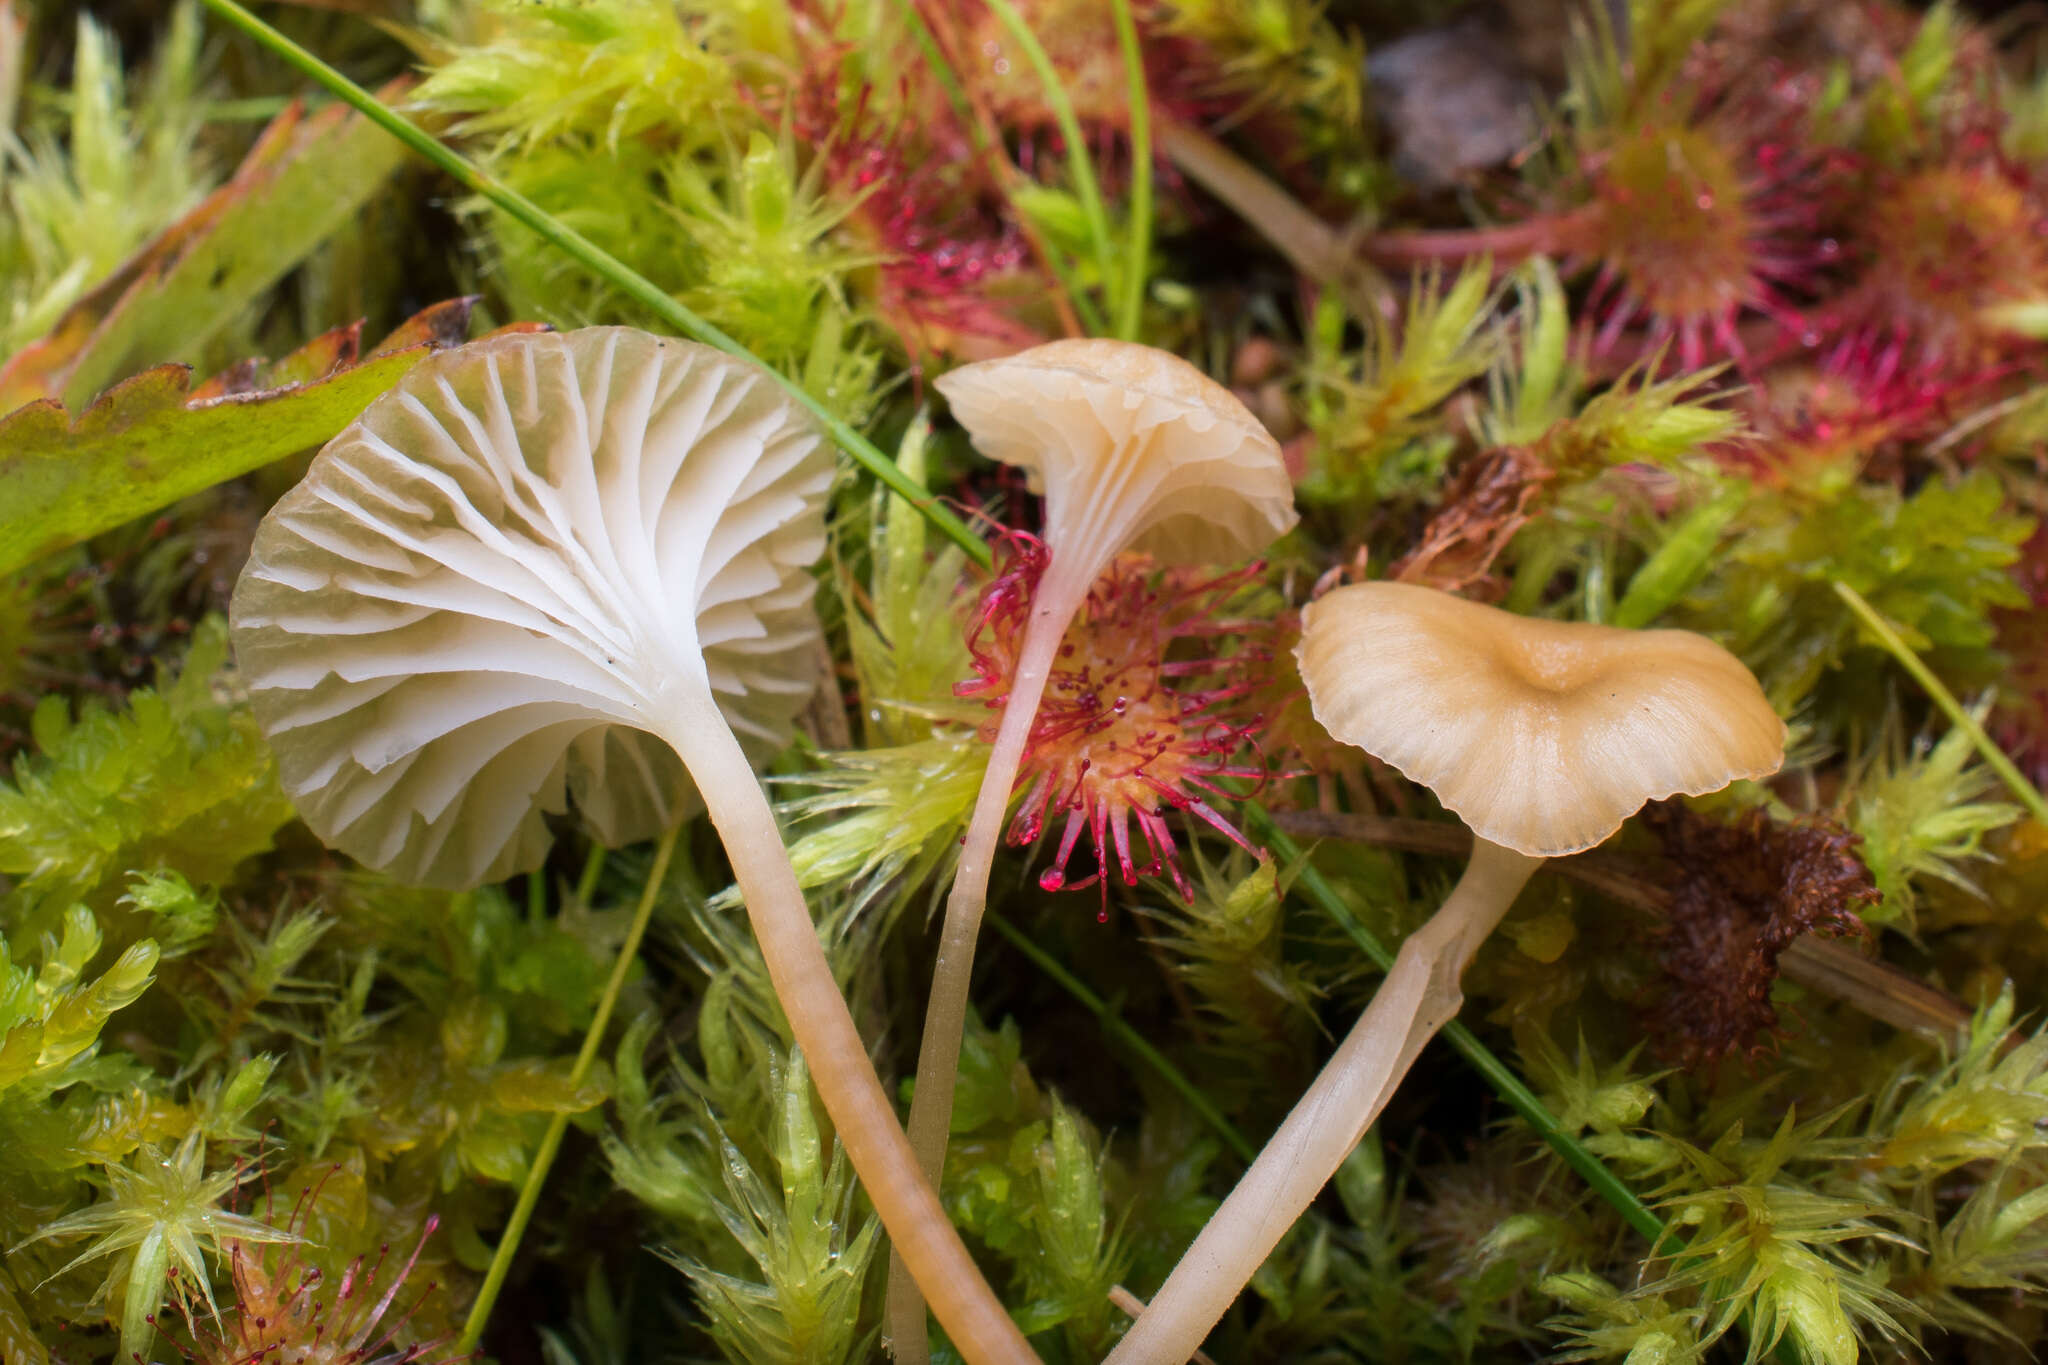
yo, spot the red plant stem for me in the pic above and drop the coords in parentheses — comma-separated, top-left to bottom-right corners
(1361, 206, 1601, 270)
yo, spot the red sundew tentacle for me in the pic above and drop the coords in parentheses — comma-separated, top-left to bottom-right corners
(1038, 809, 1091, 891)
(1108, 804, 1137, 883)
(1008, 773, 1054, 846)
(961, 543, 1281, 904)
(354, 1221, 442, 1358)
(1187, 799, 1261, 856)
(1139, 809, 1192, 899)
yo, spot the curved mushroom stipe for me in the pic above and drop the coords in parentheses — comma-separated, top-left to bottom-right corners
(888, 340, 1297, 1362)
(1108, 581, 1786, 1364)
(232, 328, 1040, 1365)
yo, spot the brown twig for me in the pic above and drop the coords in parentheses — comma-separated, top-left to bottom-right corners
(1268, 807, 1974, 1041)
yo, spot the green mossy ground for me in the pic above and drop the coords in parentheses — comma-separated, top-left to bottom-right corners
(4, 2, 2048, 1361)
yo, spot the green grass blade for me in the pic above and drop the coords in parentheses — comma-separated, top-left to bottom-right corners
(1834, 579, 2048, 823)
(893, 0, 1102, 335)
(1108, 0, 1152, 341)
(461, 821, 682, 1353)
(197, 0, 992, 572)
(1249, 804, 1667, 1243)
(986, 908, 1257, 1163)
(980, 0, 1119, 313)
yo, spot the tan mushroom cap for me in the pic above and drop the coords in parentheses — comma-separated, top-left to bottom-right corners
(935, 338, 1297, 566)
(1296, 582, 1787, 857)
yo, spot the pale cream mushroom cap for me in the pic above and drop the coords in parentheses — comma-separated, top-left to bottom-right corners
(1296, 582, 1787, 857)
(934, 338, 1297, 566)
(230, 327, 831, 888)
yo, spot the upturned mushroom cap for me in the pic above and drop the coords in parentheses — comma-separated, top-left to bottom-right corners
(230, 327, 831, 888)
(935, 338, 1297, 566)
(1296, 582, 1786, 857)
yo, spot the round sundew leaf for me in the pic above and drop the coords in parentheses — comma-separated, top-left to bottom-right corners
(935, 338, 1297, 568)
(231, 327, 832, 888)
(1296, 581, 1787, 858)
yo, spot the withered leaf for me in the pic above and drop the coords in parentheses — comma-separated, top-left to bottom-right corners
(1390, 444, 1552, 599)
(1642, 801, 1877, 1070)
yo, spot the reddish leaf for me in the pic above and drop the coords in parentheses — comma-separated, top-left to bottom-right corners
(0, 81, 413, 413)
(0, 301, 480, 576)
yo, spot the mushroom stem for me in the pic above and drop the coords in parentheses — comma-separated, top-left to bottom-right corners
(659, 682, 1040, 1365)
(888, 558, 1096, 1360)
(1105, 838, 1541, 1365)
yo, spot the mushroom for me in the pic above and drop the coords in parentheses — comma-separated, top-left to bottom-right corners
(1108, 580, 1786, 1364)
(887, 339, 1296, 1356)
(229, 327, 1039, 1365)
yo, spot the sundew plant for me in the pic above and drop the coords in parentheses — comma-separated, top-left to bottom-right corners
(3, 1, 2048, 1362)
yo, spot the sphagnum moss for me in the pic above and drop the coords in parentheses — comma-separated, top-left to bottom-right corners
(4, 1, 2048, 1361)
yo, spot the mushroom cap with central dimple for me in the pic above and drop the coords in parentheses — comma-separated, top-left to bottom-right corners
(1295, 581, 1787, 857)
(935, 338, 1297, 566)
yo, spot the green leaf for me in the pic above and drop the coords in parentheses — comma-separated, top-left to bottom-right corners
(1614, 482, 1751, 629)
(0, 300, 478, 576)
(0, 1266, 48, 1365)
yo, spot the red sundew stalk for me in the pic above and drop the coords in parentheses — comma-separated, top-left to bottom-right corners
(1361, 207, 1601, 271)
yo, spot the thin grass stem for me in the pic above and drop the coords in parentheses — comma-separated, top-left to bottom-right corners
(460, 821, 683, 1353)
(1249, 805, 1666, 1243)
(1108, 0, 1152, 341)
(1253, 805, 1802, 1365)
(980, 0, 1119, 312)
(895, 0, 1093, 337)
(196, 0, 992, 571)
(1833, 580, 2048, 824)
(985, 909, 1257, 1163)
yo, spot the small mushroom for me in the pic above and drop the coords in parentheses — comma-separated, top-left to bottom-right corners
(1109, 581, 1785, 1364)
(890, 339, 1296, 1358)
(231, 327, 1039, 1365)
